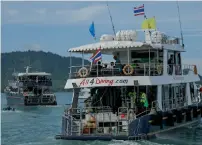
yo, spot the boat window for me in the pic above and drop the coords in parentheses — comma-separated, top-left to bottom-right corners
(158, 50, 163, 63)
(148, 86, 157, 107)
(190, 82, 194, 99)
(167, 52, 175, 75)
(176, 53, 181, 65)
(180, 83, 186, 103)
(131, 51, 156, 63)
(10, 88, 18, 92)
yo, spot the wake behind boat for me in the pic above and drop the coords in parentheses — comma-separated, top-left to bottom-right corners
(4, 66, 57, 106)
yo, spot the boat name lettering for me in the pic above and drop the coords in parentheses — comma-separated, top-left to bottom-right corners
(79, 78, 113, 86)
(79, 79, 90, 86)
(80, 78, 128, 86)
(94, 78, 114, 86)
(115, 79, 128, 84)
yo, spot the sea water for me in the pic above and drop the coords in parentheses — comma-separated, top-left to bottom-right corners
(1, 92, 202, 145)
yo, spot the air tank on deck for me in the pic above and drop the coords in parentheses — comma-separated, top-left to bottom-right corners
(115, 30, 137, 41)
(100, 34, 115, 41)
(151, 31, 167, 44)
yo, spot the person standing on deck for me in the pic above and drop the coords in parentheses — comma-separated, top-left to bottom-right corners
(113, 55, 122, 73)
(131, 60, 139, 74)
(140, 92, 149, 108)
(168, 55, 174, 75)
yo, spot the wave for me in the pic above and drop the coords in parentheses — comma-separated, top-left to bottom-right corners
(1, 110, 22, 113)
(38, 105, 64, 108)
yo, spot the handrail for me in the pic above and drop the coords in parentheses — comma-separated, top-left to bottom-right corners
(136, 109, 150, 118)
(68, 63, 196, 79)
(69, 62, 164, 78)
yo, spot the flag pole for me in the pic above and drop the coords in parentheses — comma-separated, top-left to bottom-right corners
(176, 0, 184, 48)
(106, 1, 116, 36)
(143, 4, 151, 76)
(143, 4, 147, 20)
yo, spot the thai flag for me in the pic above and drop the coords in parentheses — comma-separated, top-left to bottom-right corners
(90, 47, 102, 63)
(134, 4, 145, 16)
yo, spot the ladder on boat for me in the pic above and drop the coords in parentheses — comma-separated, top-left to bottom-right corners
(117, 107, 129, 136)
(70, 108, 81, 135)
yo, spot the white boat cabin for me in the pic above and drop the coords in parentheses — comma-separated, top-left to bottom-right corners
(65, 30, 200, 114)
(7, 66, 53, 94)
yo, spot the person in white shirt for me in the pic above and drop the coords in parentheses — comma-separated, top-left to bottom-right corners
(107, 62, 115, 69)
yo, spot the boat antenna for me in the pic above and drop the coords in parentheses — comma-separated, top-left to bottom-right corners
(106, 1, 116, 36)
(25, 66, 31, 73)
(176, 0, 184, 48)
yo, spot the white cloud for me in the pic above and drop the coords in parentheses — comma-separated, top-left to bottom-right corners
(2, 4, 107, 24)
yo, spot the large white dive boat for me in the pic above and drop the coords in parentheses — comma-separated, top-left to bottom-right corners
(56, 28, 202, 140)
(4, 66, 57, 106)
(55, 29, 202, 141)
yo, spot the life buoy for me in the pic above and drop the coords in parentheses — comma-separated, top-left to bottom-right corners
(156, 65, 163, 75)
(123, 64, 134, 75)
(78, 67, 89, 78)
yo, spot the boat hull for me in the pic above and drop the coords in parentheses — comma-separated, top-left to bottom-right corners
(5, 93, 57, 106)
(56, 105, 202, 141)
(55, 117, 201, 141)
(6, 93, 24, 106)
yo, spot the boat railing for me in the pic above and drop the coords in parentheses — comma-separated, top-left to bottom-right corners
(69, 63, 164, 79)
(21, 80, 52, 86)
(68, 63, 197, 79)
(136, 109, 151, 118)
(8, 79, 53, 86)
(63, 106, 136, 136)
(162, 97, 187, 111)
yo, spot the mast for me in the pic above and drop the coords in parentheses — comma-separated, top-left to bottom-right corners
(176, 0, 184, 48)
(106, 1, 116, 36)
(25, 66, 31, 73)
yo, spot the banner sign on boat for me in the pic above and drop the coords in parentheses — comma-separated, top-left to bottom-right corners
(64, 75, 199, 89)
(79, 77, 129, 87)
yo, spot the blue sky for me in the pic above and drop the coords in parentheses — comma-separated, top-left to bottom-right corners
(1, 1, 202, 73)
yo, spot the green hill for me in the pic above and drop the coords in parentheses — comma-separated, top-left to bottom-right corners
(1, 50, 89, 92)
